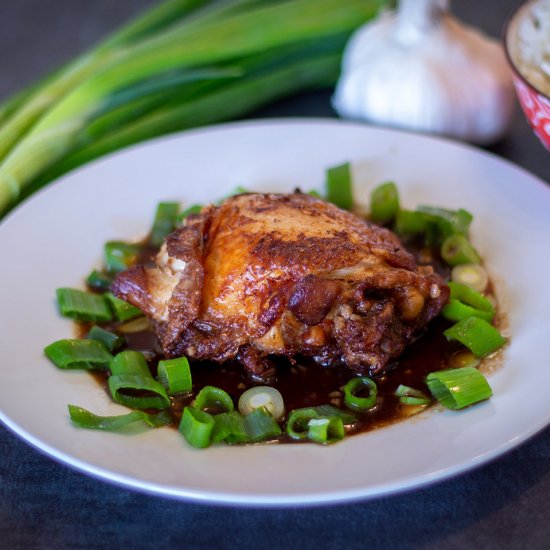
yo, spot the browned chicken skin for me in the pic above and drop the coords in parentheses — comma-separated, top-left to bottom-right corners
(112, 193, 449, 377)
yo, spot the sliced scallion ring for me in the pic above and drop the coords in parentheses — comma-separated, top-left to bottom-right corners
(238, 386, 285, 420)
(179, 407, 215, 449)
(451, 264, 489, 292)
(194, 386, 234, 414)
(68, 405, 171, 430)
(444, 317, 506, 358)
(307, 416, 345, 444)
(325, 162, 353, 210)
(343, 376, 377, 411)
(394, 384, 431, 406)
(157, 357, 192, 395)
(44, 338, 112, 370)
(426, 367, 492, 410)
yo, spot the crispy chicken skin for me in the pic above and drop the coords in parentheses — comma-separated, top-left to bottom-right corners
(112, 193, 449, 377)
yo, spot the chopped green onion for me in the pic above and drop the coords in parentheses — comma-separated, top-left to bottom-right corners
(369, 181, 399, 224)
(286, 408, 320, 441)
(307, 416, 344, 444)
(87, 325, 125, 352)
(238, 386, 285, 420)
(85, 269, 113, 292)
(326, 162, 353, 210)
(194, 385, 234, 414)
(441, 282, 495, 323)
(104, 241, 141, 274)
(286, 406, 348, 444)
(177, 204, 203, 223)
(308, 190, 322, 198)
(451, 264, 488, 293)
(417, 206, 473, 238)
(343, 376, 377, 411)
(0, 0, 388, 217)
(157, 357, 192, 395)
(104, 292, 143, 321)
(441, 234, 481, 266)
(179, 406, 215, 449)
(56, 287, 112, 322)
(212, 411, 247, 443)
(150, 201, 180, 247)
(426, 367, 492, 409)
(241, 406, 282, 442)
(312, 404, 356, 425)
(44, 338, 112, 370)
(108, 374, 170, 410)
(108, 352, 170, 408)
(394, 209, 428, 236)
(394, 384, 431, 406)
(68, 404, 171, 430)
(444, 317, 506, 358)
(110, 349, 151, 377)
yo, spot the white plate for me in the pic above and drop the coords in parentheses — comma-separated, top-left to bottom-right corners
(1, 119, 549, 506)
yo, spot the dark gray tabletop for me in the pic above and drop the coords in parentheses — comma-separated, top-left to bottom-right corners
(1, 1, 549, 548)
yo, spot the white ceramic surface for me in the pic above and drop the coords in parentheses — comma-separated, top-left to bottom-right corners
(1, 119, 549, 506)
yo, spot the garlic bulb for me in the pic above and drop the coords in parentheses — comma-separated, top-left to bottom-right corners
(332, 0, 515, 144)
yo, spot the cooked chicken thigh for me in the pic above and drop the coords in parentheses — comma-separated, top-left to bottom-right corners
(112, 193, 449, 377)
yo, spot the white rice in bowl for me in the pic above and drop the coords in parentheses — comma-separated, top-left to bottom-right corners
(508, 0, 550, 96)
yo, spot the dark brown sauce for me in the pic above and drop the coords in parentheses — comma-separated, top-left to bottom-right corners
(86, 316, 460, 441)
(79, 212, 511, 446)
(81, 231, 471, 443)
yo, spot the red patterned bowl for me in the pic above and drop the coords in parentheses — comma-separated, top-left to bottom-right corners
(504, 0, 550, 151)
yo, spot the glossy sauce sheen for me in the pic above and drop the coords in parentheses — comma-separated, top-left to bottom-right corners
(85, 232, 465, 442)
(89, 317, 459, 439)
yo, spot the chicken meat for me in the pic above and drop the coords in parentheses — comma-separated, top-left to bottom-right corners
(112, 192, 449, 377)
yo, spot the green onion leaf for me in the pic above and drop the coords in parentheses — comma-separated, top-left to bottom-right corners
(85, 269, 113, 292)
(177, 204, 203, 223)
(242, 406, 282, 442)
(110, 350, 151, 377)
(370, 181, 399, 224)
(157, 357, 192, 395)
(441, 234, 481, 266)
(307, 416, 344, 444)
(87, 325, 125, 352)
(326, 162, 353, 210)
(56, 287, 112, 322)
(417, 206, 473, 238)
(395, 384, 431, 406)
(343, 376, 378, 411)
(179, 406, 215, 449)
(104, 241, 141, 274)
(394, 209, 428, 236)
(194, 385, 234, 414)
(286, 408, 319, 441)
(150, 201, 180, 247)
(104, 292, 143, 321)
(68, 404, 171, 430)
(444, 317, 506, 358)
(426, 367, 492, 409)
(44, 338, 112, 370)
(211, 411, 248, 443)
(108, 374, 170, 410)
(441, 282, 495, 323)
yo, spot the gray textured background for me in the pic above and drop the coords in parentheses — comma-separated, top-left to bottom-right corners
(0, 1, 549, 549)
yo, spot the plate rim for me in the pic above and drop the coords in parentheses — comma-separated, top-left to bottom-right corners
(1, 117, 549, 506)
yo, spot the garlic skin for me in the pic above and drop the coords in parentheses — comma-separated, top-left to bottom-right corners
(332, 0, 515, 144)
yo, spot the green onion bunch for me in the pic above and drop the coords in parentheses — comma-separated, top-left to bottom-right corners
(0, 0, 389, 218)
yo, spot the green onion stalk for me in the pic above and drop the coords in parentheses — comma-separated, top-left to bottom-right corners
(0, 0, 388, 216)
